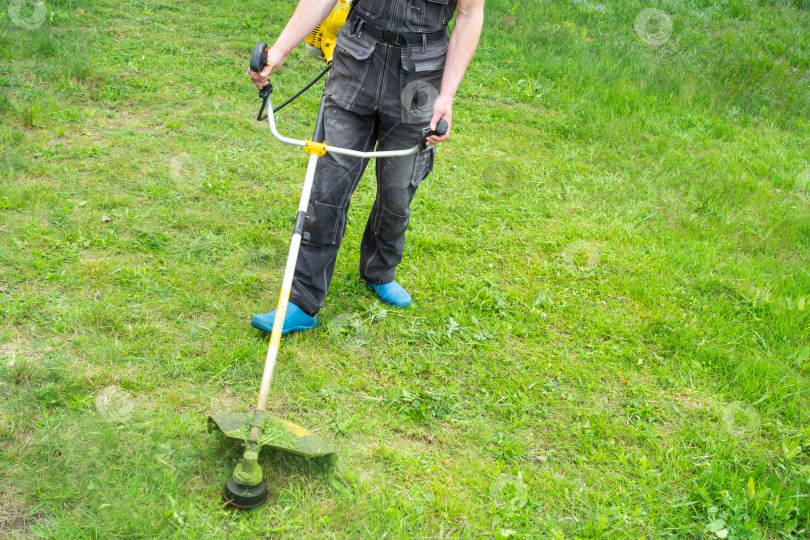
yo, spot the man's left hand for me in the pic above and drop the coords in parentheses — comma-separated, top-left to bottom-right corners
(427, 94, 453, 146)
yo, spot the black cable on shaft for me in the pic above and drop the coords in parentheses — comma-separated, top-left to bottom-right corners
(258, 65, 331, 121)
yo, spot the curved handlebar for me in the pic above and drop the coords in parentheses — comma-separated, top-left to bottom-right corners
(264, 93, 425, 158)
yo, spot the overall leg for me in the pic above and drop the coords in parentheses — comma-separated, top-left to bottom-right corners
(359, 46, 441, 285)
(289, 102, 378, 315)
(358, 143, 435, 284)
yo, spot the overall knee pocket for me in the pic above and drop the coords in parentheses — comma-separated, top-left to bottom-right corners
(303, 160, 353, 245)
(373, 147, 435, 238)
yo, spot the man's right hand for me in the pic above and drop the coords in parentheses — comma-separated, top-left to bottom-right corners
(249, 45, 286, 89)
(249, 0, 338, 88)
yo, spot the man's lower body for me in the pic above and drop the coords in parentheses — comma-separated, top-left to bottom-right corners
(290, 107, 435, 315)
(252, 29, 446, 333)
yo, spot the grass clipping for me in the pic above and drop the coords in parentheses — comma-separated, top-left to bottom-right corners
(224, 417, 298, 449)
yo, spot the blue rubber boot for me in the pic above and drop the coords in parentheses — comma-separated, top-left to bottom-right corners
(365, 280, 412, 308)
(251, 302, 316, 335)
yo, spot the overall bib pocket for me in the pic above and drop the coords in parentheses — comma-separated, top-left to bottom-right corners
(407, 0, 452, 32)
(356, 0, 386, 19)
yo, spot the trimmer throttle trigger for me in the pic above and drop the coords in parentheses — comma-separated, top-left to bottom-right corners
(418, 119, 449, 150)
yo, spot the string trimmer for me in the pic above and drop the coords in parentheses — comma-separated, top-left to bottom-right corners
(208, 1, 447, 510)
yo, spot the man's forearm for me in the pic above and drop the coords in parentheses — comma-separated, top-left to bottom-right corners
(274, 0, 339, 56)
(440, 0, 485, 99)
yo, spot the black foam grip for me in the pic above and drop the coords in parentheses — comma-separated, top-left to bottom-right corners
(435, 119, 449, 136)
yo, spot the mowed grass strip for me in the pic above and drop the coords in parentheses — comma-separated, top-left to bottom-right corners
(1, 0, 809, 537)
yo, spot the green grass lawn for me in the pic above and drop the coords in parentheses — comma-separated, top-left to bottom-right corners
(1, 0, 809, 537)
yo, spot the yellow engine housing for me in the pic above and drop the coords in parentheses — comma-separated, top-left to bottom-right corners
(304, 0, 351, 64)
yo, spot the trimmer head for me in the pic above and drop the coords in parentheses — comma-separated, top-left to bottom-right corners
(210, 412, 336, 510)
(223, 476, 268, 510)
